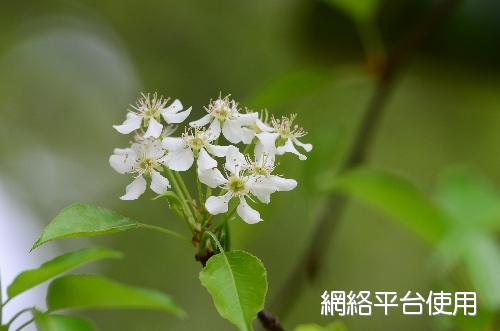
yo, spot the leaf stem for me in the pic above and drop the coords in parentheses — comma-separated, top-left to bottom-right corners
(205, 231, 224, 253)
(0, 298, 11, 311)
(138, 223, 190, 242)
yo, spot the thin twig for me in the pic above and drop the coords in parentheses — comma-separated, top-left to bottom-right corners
(270, 0, 462, 319)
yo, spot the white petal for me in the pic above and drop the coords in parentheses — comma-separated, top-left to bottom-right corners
(162, 137, 187, 151)
(248, 177, 277, 204)
(236, 112, 258, 126)
(163, 148, 194, 171)
(225, 145, 248, 175)
(109, 149, 136, 174)
(207, 118, 221, 140)
(207, 144, 229, 158)
(164, 99, 183, 113)
(113, 112, 142, 134)
(146, 139, 166, 159)
(255, 118, 274, 132)
(256, 132, 279, 154)
(271, 176, 297, 191)
(294, 138, 313, 152)
(205, 193, 232, 215)
(150, 170, 170, 194)
(143, 118, 163, 138)
(277, 138, 307, 160)
(162, 106, 191, 124)
(120, 175, 147, 200)
(197, 148, 217, 170)
(237, 197, 262, 224)
(240, 127, 256, 144)
(255, 150, 275, 168)
(189, 114, 211, 128)
(222, 120, 255, 144)
(198, 168, 228, 188)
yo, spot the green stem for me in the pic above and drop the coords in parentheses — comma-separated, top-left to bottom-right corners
(205, 231, 224, 253)
(138, 223, 190, 242)
(242, 142, 252, 154)
(0, 298, 11, 311)
(175, 172, 194, 208)
(165, 169, 195, 229)
(223, 221, 231, 251)
(175, 171, 203, 223)
(216, 204, 238, 231)
(196, 169, 204, 206)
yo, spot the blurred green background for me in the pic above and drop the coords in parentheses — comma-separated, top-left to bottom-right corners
(1, 0, 499, 330)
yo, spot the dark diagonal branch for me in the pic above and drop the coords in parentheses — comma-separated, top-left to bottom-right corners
(270, 0, 462, 319)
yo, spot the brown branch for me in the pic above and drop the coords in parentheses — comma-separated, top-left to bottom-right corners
(270, 0, 462, 319)
(197, 251, 286, 331)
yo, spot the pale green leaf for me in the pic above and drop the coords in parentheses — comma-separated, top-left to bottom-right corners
(295, 321, 347, 331)
(47, 275, 185, 317)
(33, 204, 138, 250)
(463, 234, 500, 309)
(334, 168, 449, 243)
(7, 247, 121, 299)
(199, 250, 267, 331)
(34, 310, 94, 331)
(246, 68, 331, 109)
(436, 169, 500, 230)
(324, 0, 380, 22)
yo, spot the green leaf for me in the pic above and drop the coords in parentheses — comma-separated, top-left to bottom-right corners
(199, 250, 267, 331)
(324, 0, 380, 22)
(34, 310, 94, 331)
(7, 247, 122, 299)
(295, 322, 347, 331)
(246, 68, 331, 109)
(463, 234, 500, 309)
(33, 204, 138, 250)
(46, 275, 185, 317)
(334, 168, 449, 243)
(436, 169, 500, 231)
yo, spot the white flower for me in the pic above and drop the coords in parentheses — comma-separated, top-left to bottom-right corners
(189, 95, 258, 144)
(255, 114, 312, 160)
(161, 129, 229, 172)
(202, 146, 295, 224)
(109, 139, 170, 200)
(113, 93, 191, 139)
(223, 147, 297, 202)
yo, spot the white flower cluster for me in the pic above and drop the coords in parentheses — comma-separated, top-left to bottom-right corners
(110, 93, 312, 224)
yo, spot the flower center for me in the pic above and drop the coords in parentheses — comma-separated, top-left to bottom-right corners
(144, 107, 161, 118)
(138, 157, 157, 174)
(227, 176, 247, 195)
(252, 165, 269, 177)
(272, 114, 307, 146)
(187, 137, 206, 151)
(212, 106, 231, 121)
